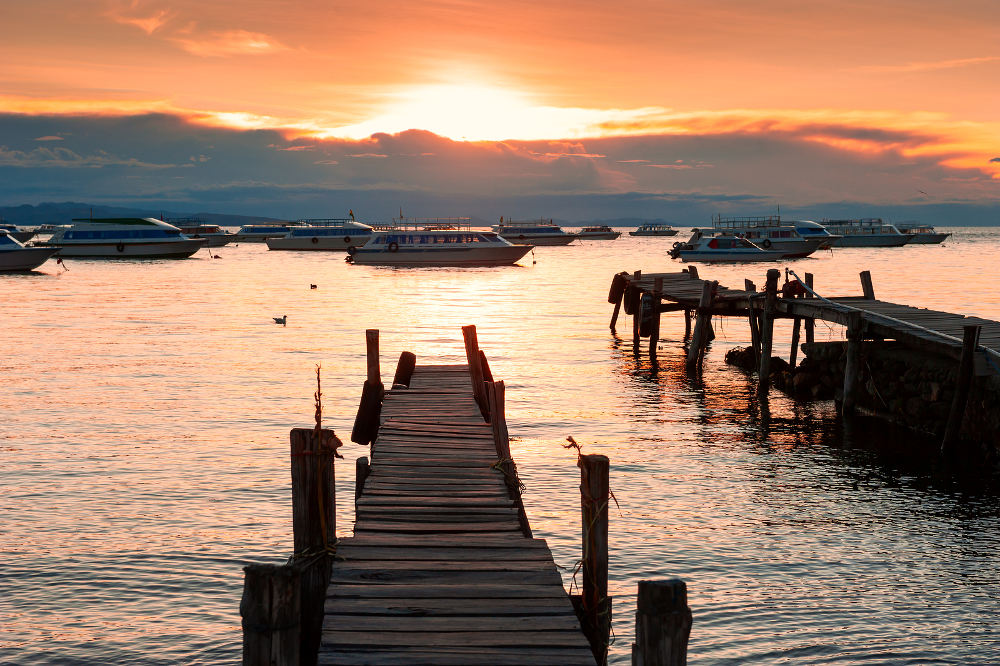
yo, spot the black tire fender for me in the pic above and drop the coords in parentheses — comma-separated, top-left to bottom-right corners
(388, 242, 399, 252)
(116, 242, 125, 252)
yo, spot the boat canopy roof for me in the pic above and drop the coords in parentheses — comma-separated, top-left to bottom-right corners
(69, 217, 181, 230)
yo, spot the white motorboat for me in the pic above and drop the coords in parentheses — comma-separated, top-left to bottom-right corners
(37, 217, 207, 258)
(492, 218, 576, 245)
(347, 229, 533, 266)
(576, 225, 621, 240)
(628, 223, 678, 237)
(895, 222, 950, 244)
(669, 229, 788, 262)
(266, 219, 374, 251)
(234, 221, 312, 242)
(711, 215, 839, 257)
(819, 218, 912, 247)
(169, 219, 236, 247)
(0, 222, 37, 243)
(0, 229, 60, 271)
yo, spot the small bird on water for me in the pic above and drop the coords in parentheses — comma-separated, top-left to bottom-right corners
(310, 284, 317, 289)
(273, 315, 287, 326)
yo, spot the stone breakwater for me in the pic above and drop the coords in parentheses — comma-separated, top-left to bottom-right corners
(726, 341, 1000, 459)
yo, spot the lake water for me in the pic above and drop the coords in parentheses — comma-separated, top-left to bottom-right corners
(3, 228, 999, 664)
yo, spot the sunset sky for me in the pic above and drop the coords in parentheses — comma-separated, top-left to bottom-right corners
(1, 0, 998, 221)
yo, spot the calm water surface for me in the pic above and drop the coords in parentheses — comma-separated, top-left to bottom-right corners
(3, 228, 999, 664)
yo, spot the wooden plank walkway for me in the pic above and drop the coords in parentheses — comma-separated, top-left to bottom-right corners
(318, 364, 595, 665)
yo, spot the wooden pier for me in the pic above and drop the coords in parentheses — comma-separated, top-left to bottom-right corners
(240, 326, 694, 666)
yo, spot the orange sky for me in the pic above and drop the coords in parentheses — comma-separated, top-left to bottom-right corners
(1, 0, 999, 211)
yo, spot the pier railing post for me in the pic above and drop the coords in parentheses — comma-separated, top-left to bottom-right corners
(942, 324, 981, 452)
(391, 351, 416, 388)
(578, 454, 611, 666)
(631, 579, 692, 666)
(686, 280, 717, 372)
(756, 269, 780, 397)
(486, 380, 532, 538)
(241, 563, 300, 666)
(842, 312, 864, 415)
(352, 331, 384, 446)
(290, 427, 337, 666)
(462, 324, 489, 420)
(744, 279, 760, 364)
(649, 277, 663, 362)
(859, 270, 875, 300)
(804, 273, 815, 344)
(366, 329, 380, 384)
(631, 271, 643, 349)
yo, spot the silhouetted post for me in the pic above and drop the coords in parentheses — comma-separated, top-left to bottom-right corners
(942, 325, 981, 452)
(842, 312, 864, 415)
(579, 454, 611, 666)
(366, 329, 380, 384)
(479, 349, 493, 383)
(686, 265, 698, 279)
(789, 315, 802, 368)
(683, 309, 692, 339)
(804, 273, 815, 344)
(487, 380, 532, 538)
(756, 269, 780, 397)
(609, 272, 629, 332)
(745, 279, 760, 364)
(241, 563, 300, 666)
(352, 330, 383, 445)
(632, 579, 692, 666)
(860, 270, 875, 300)
(649, 277, 663, 362)
(462, 324, 489, 420)
(290, 427, 337, 666)
(355, 456, 370, 506)
(391, 351, 416, 387)
(632, 271, 643, 348)
(686, 280, 716, 371)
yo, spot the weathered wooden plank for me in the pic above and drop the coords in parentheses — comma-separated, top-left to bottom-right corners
(330, 560, 559, 573)
(323, 614, 581, 632)
(328, 568, 562, 586)
(325, 596, 575, 615)
(317, 646, 596, 666)
(322, 630, 591, 649)
(336, 546, 552, 561)
(354, 521, 523, 533)
(327, 583, 568, 599)
(336, 535, 548, 548)
(358, 496, 514, 507)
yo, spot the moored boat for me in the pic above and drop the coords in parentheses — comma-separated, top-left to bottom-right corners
(37, 217, 207, 258)
(628, 223, 678, 236)
(668, 229, 789, 262)
(819, 218, 912, 247)
(492, 218, 576, 245)
(711, 215, 839, 257)
(347, 229, 532, 266)
(168, 219, 236, 247)
(266, 218, 374, 251)
(576, 225, 621, 240)
(0, 229, 60, 271)
(234, 221, 312, 242)
(895, 222, 950, 244)
(0, 222, 37, 243)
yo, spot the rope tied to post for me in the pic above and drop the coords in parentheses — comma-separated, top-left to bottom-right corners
(490, 457, 526, 493)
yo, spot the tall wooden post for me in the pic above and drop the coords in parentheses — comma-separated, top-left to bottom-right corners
(789, 316, 802, 368)
(842, 312, 864, 415)
(578, 454, 611, 666)
(683, 309, 692, 340)
(744, 279, 760, 364)
(366, 329, 380, 384)
(860, 270, 875, 300)
(686, 280, 716, 372)
(631, 271, 642, 349)
(804, 273, 815, 344)
(391, 351, 416, 387)
(290, 427, 337, 666)
(609, 272, 629, 332)
(487, 380, 532, 538)
(942, 325, 981, 452)
(756, 269, 780, 397)
(241, 564, 300, 666)
(632, 579, 692, 666)
(462, 324, 489, 420)
(649, 277, 663, 362)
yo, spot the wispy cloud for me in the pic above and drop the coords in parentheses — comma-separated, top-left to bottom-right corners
(108, 3, 171, 35)
(855, 56, 1000, 74)
(34, 135, 64, 141)
(0, 144, 179, 169)
(172, 30, 287, 57)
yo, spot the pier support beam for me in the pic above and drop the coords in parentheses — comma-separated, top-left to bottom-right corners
(804, 273, 815, 344)
(578, 454, 611, 666)
(756, 269, 781, 397)
(686, 280, 717, 372)
(631, 579, 692, 666)
(355, 456, 370, 506)
(352, 330, 384, 446)
(241, 564, 300, 666)
(631, 271, 643, 349)
(942, 325, 981, 452)
(609, 272, 629, 332)
(745, 279, 760, 365)
(842, 312, 864, 415)
(649, 277, 663, 362)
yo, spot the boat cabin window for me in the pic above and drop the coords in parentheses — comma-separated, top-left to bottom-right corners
(0, 233, 16, 246)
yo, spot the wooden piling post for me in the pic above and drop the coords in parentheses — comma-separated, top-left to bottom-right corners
(290, 427, 337, 666)
(631, 271, 642, 348)
(860, 270, 875, 300)
(391, 351, 416, 387)
(804, 273, 815, 344)
(487, 380, 532, 538)
(241, 563, 301, 666)
(649, 277, 663, 362)
(609, 272, 629, 332)
(942, 325, 981, 452)
(789, 316, 802, 368)
(355, 456, 370, 504)
(686, 265, 698, 279)
(745, 279, 760, 364)
(842, 312, 864, 415)
(366, 329, 380, 384)
(479, 349, 494, 383)
(683, 309, 691, 340)
(578, 454, 611, 666)
(631, 579, 692, 666)
(462, 324, 489, 420)
(756, 269, 781, 397)
(686, 280, 716, 371)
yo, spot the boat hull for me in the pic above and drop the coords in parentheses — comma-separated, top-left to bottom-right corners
(266, 235, 372, 251)
(576, 232, 621, 240)
(0, 247, 60, 271)
(186, 233, 234, 247)
(629, 229, 678, 236)
(903, 233, 950, 244)
(350, 245, 533, 266)
(678, 249, 787, 262)
(496, 234, 575, 246)
(39, 239, 207, 258)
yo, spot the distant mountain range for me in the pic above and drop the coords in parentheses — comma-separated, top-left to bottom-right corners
(0, 202, 287, 227)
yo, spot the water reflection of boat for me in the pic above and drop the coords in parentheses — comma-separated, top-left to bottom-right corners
(0, 229, 60, 271)
(348, 229, 532, 266)
(38, 218, 206, 258)
(669, 229, 788, 262)
(576, 225, 621, 240)
(628, 223, 678, 237)
(895, 222, 950, 244)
